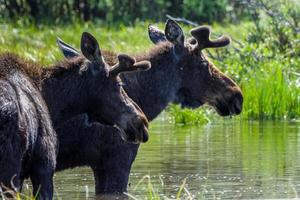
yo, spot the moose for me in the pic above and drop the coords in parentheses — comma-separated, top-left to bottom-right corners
(0, 53, 57, 200)
(0, 32, 150, 199)
(56, 20, 243, 195)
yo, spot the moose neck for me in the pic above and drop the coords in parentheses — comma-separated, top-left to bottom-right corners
(120, 43, 181, 121)
(40, 60, 89, 126)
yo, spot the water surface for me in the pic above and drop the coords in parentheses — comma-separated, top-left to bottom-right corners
(51, 119, 300, 199)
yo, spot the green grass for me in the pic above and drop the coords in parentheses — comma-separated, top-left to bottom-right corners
(167, 105, 211, 125)
(126, 175, 194, 200)
(0, 20, 299, 123)
(241, 61, 300, 120)
(0, 20, 157, 65)
(216, 33, 300, 120)
(0, 188, 36, 200)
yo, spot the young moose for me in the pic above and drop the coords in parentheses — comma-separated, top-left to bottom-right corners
(0, 32, 150, 199)
(58, 20, 243, 195)
(48, 32, 150, 144)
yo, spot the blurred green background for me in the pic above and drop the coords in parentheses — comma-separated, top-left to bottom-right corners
(1, 0, 250, 24)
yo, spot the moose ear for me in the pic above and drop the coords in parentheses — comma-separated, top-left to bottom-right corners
(57, 37, 80, 58)
(164, 19, 184, 47)
(81, 32, 102, 61)
(148, 24, 167, 44)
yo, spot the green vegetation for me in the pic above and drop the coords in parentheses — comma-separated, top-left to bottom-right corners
(1, 0, 246, 24)
(0, 188, 36, 200)
(0, 0, 299, 124)
(216, 0, 300, 120)
(168, 105, 210, 125)
(169, 0, 300, 123)
(0, 21, 154, 65)
(0, 1, 299, 199)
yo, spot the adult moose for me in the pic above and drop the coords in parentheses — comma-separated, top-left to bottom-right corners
(0, 54, 56, 200)
(57, 20, 243, 195)
(0, 32, 150, 199)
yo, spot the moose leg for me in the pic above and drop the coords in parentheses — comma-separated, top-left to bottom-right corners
(30, 135, 56, 200)
(0, 121, 22, 196)
(93, 143, 139, 195)
(30, 161, 54, 200)
(0, 154, 22, 195)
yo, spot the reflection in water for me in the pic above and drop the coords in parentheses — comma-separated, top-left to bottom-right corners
(52, 119, 300, 199)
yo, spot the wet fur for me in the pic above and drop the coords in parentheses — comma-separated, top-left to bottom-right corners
(0, 52, 128, 198)
(0, 53, 57, 199)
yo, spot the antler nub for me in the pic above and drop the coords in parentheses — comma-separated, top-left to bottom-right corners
(133, 61, 151, 71)
(109, 54, 151, 76)
(117, 54, 136, 68)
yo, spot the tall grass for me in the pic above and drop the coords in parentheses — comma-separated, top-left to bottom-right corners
(242, 61, 300, 120)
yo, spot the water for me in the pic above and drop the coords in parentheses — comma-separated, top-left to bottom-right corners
(49, 119, 300, 199)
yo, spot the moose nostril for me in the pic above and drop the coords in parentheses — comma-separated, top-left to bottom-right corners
(233, 92, 243, 114)
(129, 116, 149, 143)
(133, 116, 147, 126)
(141, 125, 149, 143)
(138, 117, 149, 143)
(234, 99, 242, 114)
(136, 115, 148, 128)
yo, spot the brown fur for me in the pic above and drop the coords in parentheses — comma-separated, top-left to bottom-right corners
(55, 22, 244, 195)
(0, 52, 57, 199)
(0, 53, 86, 87)
(0, 53, 43, 82)
(102, 43, 173, 66)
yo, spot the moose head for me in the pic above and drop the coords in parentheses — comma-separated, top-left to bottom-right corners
(57, 32, 150, 143)
(148, 20, 243, 116)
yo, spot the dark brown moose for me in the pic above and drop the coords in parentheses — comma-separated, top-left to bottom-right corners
(0, 32, 150, 199)
(0, 53, 56, 200)
(57, 20, 243, 195)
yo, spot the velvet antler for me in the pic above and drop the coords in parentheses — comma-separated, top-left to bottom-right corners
(190, 26, 230, 50)
(109, 54, 151, 77)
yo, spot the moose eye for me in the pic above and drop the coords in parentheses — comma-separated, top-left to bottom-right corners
(201, 61, 208, 67)
(197, 61, 208, 70)
(117, 82, 125, 87)
(197, 61, 212, 75)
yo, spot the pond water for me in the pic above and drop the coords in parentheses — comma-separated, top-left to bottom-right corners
(46, 119, 300, 199)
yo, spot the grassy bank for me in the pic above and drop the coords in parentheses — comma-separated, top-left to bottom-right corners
(0, 19, 299, 123)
